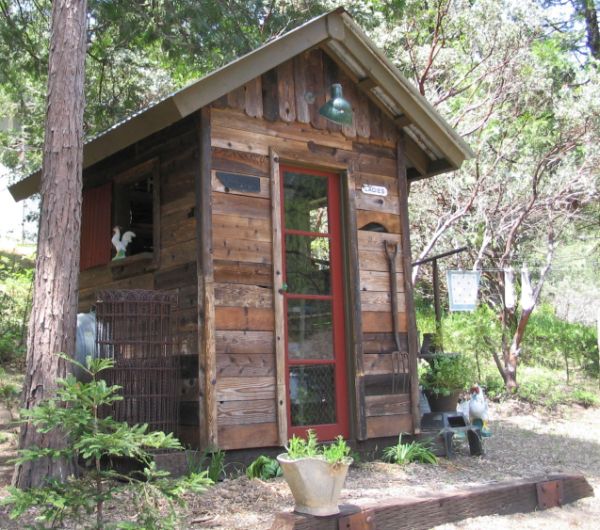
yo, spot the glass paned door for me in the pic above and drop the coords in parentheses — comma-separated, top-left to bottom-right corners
(281, 165, 349, 440)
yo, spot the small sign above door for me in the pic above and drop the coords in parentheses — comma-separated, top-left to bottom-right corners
(361, 184, 388, 197)
(216, 171, 261, 193)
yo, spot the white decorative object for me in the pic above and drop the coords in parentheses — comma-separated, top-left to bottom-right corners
(111, 226, 136, 260)
(361, 183, 388, 197)
(447, 270, 480, 311)
(504, 268, 516, 310)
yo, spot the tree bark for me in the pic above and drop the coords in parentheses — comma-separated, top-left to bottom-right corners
(13, 0, 87, 490)
(576, 0, 600, 59)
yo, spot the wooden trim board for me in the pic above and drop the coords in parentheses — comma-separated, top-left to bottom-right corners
(270, 473, 594, 530)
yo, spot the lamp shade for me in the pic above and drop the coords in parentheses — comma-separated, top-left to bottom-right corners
(318, 84, 353, 125)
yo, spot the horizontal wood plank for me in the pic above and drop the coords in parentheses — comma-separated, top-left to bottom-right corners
(212, 237, 273, 264)
(362, 311, 408, 333)
(212, 214, 272, 243)
(367, 413, 413, 438)
(362, 332, 408, 354)
(217, 353, 275, 377)
(216, 330, 274, 354)
(360, 270, 404, 293)
(211, 147, 269, 177)
(215, 306, 274, 331)
(365, 394, 411, 416)
(218, 422, 278, 450)
(215, 282, 273, 308)
(218, 399, 276, 426)
(213, 191, 271, 220)
(357, 211, 401, 234)
(217, 376, 276, 401)
(214, 260, 273, 287)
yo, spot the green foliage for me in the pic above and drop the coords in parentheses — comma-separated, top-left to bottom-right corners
(0, 253, 33, 363)
(419, 354, 476, 396)
(521, 304, 599, 376)
(284, 430, 351, 465)
(382, 434, 437, 465)
(0, 367, 21, 419)
(246, 455, 282, 480)
(206, 449, 226, 482)
(570, 389, 600, 408)
(1, 354, 212, 529)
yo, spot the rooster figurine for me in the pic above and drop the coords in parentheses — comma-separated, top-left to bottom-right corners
(111, 226, 136, 260)
(469, 384, 491, 437)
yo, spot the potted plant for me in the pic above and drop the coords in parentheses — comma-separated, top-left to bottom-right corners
(419, 353, 474, 412)
(277, 430, 353, 516)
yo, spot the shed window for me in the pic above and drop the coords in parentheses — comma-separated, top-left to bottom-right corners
(113, 159, 160, 264)
(80, 158, 160, 271)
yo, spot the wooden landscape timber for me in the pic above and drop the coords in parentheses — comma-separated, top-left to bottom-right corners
(270, 474, 595, 530)
(9, 10, 473, 453)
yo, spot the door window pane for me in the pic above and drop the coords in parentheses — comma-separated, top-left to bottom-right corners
(285, 235, 330, 295)
(284, 171, 328, 233)
(289, 365, 336, 426)
(287, 299, 333, 360)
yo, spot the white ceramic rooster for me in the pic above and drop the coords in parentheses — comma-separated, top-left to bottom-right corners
(111, 226, 136, 260)
(469, 384, 491, 437)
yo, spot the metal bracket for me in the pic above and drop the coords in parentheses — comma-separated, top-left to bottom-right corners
(537, 479, 563, 509)
(338, 509, 375, 530)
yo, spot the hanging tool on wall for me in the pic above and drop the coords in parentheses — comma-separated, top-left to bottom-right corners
(384, 240, 409, 394)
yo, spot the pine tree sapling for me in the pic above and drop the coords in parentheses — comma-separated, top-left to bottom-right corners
(2, 354, 212, 528)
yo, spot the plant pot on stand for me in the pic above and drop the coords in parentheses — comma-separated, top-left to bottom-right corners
(277, 454, 353, 516)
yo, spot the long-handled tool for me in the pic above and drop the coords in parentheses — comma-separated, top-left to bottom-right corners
(384, 240, 409, 394)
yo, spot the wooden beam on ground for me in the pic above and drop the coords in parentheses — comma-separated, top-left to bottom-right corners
(270, 473, 594, 530)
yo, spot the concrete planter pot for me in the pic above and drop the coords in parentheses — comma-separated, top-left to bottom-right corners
(277, 454, 353, 516)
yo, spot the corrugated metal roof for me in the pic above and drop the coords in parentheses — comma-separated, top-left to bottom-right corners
(9, 8, 472, 201)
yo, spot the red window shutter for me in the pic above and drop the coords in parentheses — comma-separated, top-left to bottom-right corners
(80, 182, 112, 271)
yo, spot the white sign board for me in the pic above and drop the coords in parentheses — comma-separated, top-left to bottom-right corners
(447, 270, 480, 312)
(361, 184, 388, 197)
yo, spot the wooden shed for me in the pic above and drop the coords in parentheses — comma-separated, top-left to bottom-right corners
(10, 8, 472, 452)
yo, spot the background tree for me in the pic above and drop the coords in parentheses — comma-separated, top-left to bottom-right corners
(13, 0, 87, 489)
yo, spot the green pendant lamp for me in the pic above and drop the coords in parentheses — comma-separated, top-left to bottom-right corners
(319, 83, 353, 125)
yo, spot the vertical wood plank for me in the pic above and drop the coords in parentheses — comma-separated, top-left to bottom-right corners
(227, 86, 246, 111)
(277, 61, 296, 123)
(293, 54, 310, 124)
(397, 134, 421, 433)
(195, 107, 218, 449)
(244, 77, 263, 119)
(323, 54, 342, 134)
(345, 162, 367, 440)
(152, 160, 161, 270)
(369, 99, 383, 140)
(305, 49, 327, 130)
(270, 148, 288, 446)
(354, 86, 371, 138)
(339, 69, 357, 139)
(262, 69, 279, 122)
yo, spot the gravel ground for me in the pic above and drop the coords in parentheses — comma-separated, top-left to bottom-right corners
(186, 400, 600, 529)
(0, 400, 598, 529)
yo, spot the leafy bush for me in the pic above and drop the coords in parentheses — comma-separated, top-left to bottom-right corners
(383, 434, 437, 465)
(570, 389, 600, 408)
(1, 354, 212, 529)
(246, 455, 282, 480)
(0, 253, 33, 364)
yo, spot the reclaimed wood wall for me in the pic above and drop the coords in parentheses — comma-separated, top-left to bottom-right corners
(78, 115, 202, 447)
(78, 46, 416, 451)
(211, 47, 413, 449)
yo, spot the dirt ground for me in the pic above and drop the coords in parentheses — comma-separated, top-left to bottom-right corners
(0, 400, 598, 529)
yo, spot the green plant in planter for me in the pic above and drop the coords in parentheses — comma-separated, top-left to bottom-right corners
(284, 430, 350, 464)
(419, 354, 475, 397)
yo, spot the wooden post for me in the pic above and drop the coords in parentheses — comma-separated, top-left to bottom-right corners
(397, 135, 421, 433)
(344, 162, 367, 440)
(270, 148, 288, 446)
(432, 258, 443, 350)
(195, 107, 217, 449)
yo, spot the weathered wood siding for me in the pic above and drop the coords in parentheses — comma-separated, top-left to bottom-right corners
(211, 48, 413, 449)
(78, 116, 201, 447)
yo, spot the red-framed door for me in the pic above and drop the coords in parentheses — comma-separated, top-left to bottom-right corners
(280, 164, 349, 440)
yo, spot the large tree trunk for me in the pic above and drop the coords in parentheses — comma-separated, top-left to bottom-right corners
(13, 0, 87, 490)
